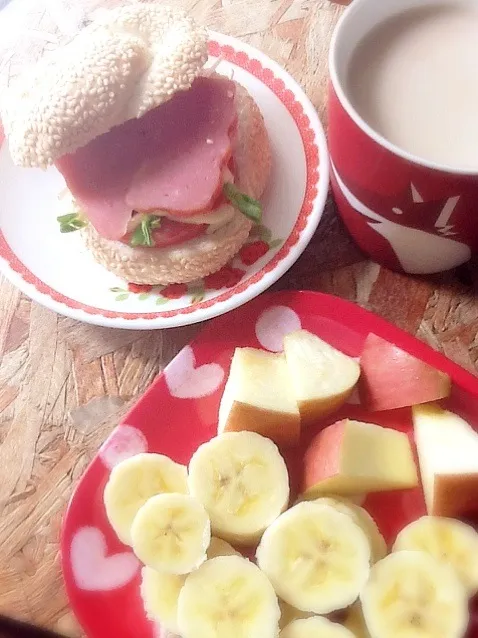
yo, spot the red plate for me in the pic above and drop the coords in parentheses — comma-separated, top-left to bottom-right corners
(61, 290, 478, 638)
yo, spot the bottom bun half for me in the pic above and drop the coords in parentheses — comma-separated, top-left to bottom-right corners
(83, 81, 271, 286)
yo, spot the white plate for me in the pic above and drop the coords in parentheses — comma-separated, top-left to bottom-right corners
(0, 32, 329, 329)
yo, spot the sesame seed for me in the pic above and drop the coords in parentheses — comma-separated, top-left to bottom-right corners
(4, 4, 208, 166)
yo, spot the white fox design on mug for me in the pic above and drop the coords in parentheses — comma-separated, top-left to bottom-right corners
(332, 163, 471, 275)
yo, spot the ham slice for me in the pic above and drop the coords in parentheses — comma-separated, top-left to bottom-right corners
(56, 76, 237, 240)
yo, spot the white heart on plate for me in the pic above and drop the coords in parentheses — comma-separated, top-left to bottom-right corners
(255, 305, 302, 352)
(70, 527, 139, 591)
(164, 345, 224, 399)
(99, 425, 148, 470)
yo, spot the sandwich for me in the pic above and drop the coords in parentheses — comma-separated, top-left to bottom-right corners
(1, 4, 271, 285)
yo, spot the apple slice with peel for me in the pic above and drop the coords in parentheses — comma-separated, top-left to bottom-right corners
(283, 330, 360, 425)
(218, 347, 301, 447)
(359, 333, 451, 411)
(302, 419, 418, 498)
(413, 403, 478, 518)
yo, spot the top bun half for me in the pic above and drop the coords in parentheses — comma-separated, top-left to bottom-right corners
(1, 4, 209, 168)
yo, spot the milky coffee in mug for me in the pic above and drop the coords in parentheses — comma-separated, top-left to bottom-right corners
(346, 3, 478, 172)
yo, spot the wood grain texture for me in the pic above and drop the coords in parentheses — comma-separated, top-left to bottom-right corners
(0, 0, 477, 635)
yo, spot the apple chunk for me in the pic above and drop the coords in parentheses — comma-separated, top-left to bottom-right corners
(218, 347, 301, 447)
(413, 403, 478, 518)
(359, 333, 451, 411)
(302, 419, 418, 498)
(283, 330, 360, 425)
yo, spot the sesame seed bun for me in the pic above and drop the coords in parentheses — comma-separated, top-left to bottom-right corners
(83, 81, 271, 285)
(1, 4, 208, 168)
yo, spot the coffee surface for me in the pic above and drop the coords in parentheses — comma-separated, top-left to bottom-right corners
(346, 4, 478, 171)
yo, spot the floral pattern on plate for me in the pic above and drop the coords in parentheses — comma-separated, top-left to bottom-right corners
(110, 225, 283, 307)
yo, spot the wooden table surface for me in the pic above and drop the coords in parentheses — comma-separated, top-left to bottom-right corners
(0, 0, 477, 635)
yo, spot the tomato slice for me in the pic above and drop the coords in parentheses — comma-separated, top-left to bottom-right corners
(121, 160, 236, 247)
(151, 218, 207, 248)
(122, 217, 207, 248)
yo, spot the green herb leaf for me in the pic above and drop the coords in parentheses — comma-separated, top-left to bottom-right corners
(110, 287, 124, 293)
(57, 212, 88, 233)
(188, 279, 206, 305)
(138, 292, 151, 301)
(188, 279, 205, 293)
(115, 293, 130, 301)
(130, 215, 161, 247)
(259, 226, 273, 242)
(223, 183, 262, 223)
(191, 293, 205, 304)
(268, 238, 283, 250)
(155, 296, 169, 305)
(250, 224, 271, 240)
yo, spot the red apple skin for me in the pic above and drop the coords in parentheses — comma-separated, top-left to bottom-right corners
(467, 594, 478, 638)
(302, 420, 346, 495)
(359, 333, 451, 411)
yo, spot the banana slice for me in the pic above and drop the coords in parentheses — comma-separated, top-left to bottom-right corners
(188, 431, 290, 545)
(280, 617, 357, 638)
(177, 555, 281, 638)
(103, 452, 188, 545)
(140, 537, 239, 633)
(141, 567, 185, 634)
(314, 497, 387, 563)
(256, 502, 371, 614)
(361, 550, 468, 638)
(131, 493, 210, 574)
(393, 516, 478, 596)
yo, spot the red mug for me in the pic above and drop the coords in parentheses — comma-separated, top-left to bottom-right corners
(328, 0, 478, 274)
